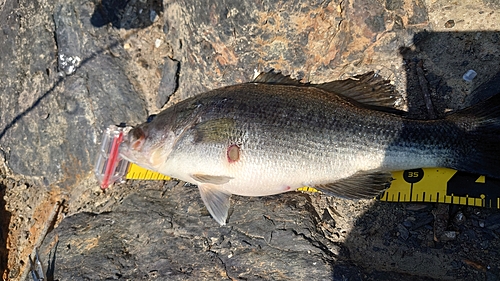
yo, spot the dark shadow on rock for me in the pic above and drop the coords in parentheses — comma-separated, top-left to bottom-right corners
(46, 241, 58, 281)
(91, 0, 163, 29)
(400, 31, 500, 117)
(341, 200, 500, 280)
(338, 30, 500, 280)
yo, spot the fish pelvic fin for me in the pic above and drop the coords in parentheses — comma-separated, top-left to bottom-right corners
(447, 93, 500, 179)
(198, 184, 232, 226)
(191, 174, 233, 185)
(252, 71, 403, 115)
(312, 170, 392, 199)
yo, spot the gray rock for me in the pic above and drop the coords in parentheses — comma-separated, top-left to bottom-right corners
(157, 57, 179, 109)
(3, 0, 500, 280)
(397, 223, 410, 241)
(40, 186, 334, 280)
(0, 1, 147, 187)
(0, 2, 147, 276)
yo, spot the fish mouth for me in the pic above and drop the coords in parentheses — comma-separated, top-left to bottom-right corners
(118, 126, 164, 171)
(117, 126, 139, 163)
(118, 140, 162, 173)
(118, 141, 131, 161)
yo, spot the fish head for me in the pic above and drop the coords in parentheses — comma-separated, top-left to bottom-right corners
(119, 102, 203, 171)
(119, 122, 176, 171)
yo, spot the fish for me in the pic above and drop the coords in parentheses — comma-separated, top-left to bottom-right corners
(119, 71, 500, 225)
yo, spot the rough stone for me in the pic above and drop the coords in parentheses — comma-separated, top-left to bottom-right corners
(157, 57, 179, 109)
(1, 1, 147, 187)
(0, 0, 146, 278)
(39, 187, 334, 280)
(1, 0, 500, 280)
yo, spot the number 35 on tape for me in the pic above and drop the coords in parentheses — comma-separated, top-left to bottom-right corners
(379, 168, 500, 208)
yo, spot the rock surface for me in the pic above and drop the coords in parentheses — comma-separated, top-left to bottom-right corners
(1, 0, 500, 280)
(40, 183, 335, 280)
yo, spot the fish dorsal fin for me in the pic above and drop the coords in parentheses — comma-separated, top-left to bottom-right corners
(192, 174, 233, 185)
(312, 170, 392, 199)
(253, 71, 402, 114)
(198, 184, 232, 225)
(316, 72, 397, 109)
(252, 71, 303, 86)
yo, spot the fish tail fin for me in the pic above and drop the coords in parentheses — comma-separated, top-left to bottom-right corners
(449, 94, 500, 178)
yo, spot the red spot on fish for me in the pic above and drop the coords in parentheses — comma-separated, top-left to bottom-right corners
(227, 144, 240, 163)
(284, 186, 291, 191)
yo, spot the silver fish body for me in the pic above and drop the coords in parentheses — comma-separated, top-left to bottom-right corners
(120, 72, 500, 225)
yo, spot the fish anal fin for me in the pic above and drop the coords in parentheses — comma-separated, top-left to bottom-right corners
(192, 174, 233, 185)
(313, 170, 392, 199)
(198, 184, 232, 226)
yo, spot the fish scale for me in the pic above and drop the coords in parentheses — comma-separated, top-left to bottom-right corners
(120, 71, 500, 225)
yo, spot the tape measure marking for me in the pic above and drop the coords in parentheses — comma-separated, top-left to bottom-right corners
(125, 163, 170, 181)
(381, 168, 500, 208)
(124, 164, 500, 208)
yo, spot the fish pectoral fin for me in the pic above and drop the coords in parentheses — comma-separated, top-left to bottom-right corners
(198, 184, 232, 226)
(312, 170, 393, 199)
(193, 118, 236, 143)
(191, 174, 233, 185)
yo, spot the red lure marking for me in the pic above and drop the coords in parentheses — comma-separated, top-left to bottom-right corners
(227, 144, 240, 163)
(101, 131, 123, 190)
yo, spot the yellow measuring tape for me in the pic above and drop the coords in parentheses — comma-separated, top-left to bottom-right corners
(383, 168, 500, 208)
(125, 163, 171, 181)
(125, 164, 500, 208)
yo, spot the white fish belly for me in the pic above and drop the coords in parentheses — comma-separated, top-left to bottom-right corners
(220, 148, 389, 197)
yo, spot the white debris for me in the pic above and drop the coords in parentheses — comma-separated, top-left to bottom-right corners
(462, 69, 477, 82)
(155, 38, 162, 48)
(59, 54, 81, 75)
